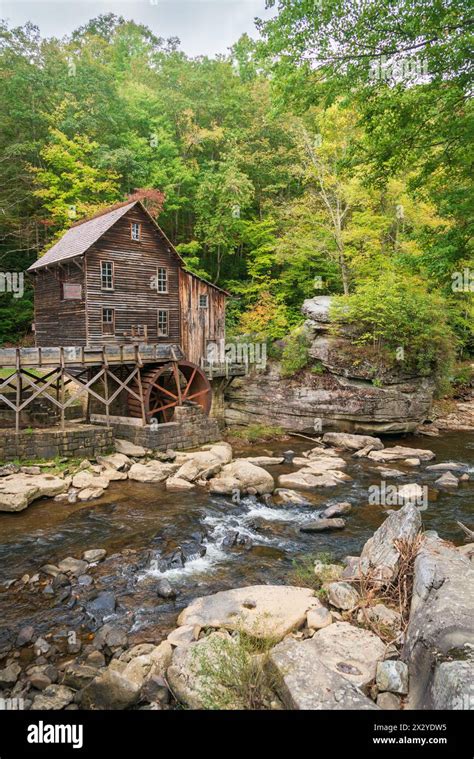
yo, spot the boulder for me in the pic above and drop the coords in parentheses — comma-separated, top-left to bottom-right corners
(0, 474, 68, 512)
(273, 489, 309, 505)
(311, 621, 386, 691)
(322, 501, 352, 518)
(322, 432, 384, 451)
(375, 467, 407, 478)
(174, 451, 223, 483)
(0, 662, 21, 687)
(62, 664, 98, 690)
(30, 684, 75, 710)
(278, 470, 349, 490)
(114, 439, 146, 457)
(404, 457, 421, 466)
(267, 637, 379, 710)
(200, 442, 233, 464)
(96, 453, 131, 471)
(167, 625, 200, 647)
(208, 460, 274, 496)
(426, 462, 466, 472)
(368, 446, 435, 463)
(434, 471, 459, 488)
(78, 487, 105, 502)
(86, 591, 117, 622)
(93, 623, 128, 650)
(242, 456, 285, 466)
(292, 455, 347, 471)
(376, 661, 409, 694)
(177, 585, 320, 640)
(431, 660, 474, 710)
(397, 483, 426, 505)
(167, 632, 238, 709)
(128, 461, 179, 483)
(83, 549, 107, 563)
(403, 534, 474, 709)
(306, 607, 332, 630)
(300, 518, 346, 533)
(80, 668, 140, 710)
(57, 557, 89, 576)
(359, 503, 422, 583)
(156, 578, 177, 599)
(326, 582, 360, 610)
(166, 476, 195, 491)
(72, 471, 109, 490)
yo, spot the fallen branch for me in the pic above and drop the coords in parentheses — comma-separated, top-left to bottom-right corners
(457, 521, 474, 541)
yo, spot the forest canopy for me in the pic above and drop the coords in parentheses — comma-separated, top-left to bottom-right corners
(0, 5, 472, 371)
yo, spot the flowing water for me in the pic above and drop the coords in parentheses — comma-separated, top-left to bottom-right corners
(0, 431, 473, 655)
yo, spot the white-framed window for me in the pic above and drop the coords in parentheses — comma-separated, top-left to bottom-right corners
(199, 294, 209, 309)
(157, 309, 169, 337)
(157, 267, 168, 293)
(102, 307, 115, 335)
(131, 222, 141, 241)
(100, 261, 114, 290)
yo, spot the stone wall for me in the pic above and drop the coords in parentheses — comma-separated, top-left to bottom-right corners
(0, 425, 114, 462)
(103, 405, 221, 451)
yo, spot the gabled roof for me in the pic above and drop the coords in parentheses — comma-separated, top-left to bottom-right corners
(28, 199, 230, 296)
(28, 202, 138, 271)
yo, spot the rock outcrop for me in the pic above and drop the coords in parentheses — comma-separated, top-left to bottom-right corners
(225, 296, 434, 434)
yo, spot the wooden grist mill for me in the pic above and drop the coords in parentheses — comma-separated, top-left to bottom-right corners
(0, 200, 241, 432)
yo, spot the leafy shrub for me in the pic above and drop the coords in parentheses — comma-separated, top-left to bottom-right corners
(280, 327, 311, 377)
(330, 275, 456, 388)
(227, 424, 285, 443)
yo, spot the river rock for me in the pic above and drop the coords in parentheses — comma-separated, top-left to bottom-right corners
(174, 451, 223, 482)
(208, 460, 274, 496)
(397, 482, 425, 504)
(273, 489, 309, 505)
(80, 668, 141, 710)
(30, 684, 75, 710)
(83, 548, 107, 563)
(307, 607, 332, 630)
(0, 662, 21, 687)
(322, 432, 384, 451)
(72, 471, 110, 490)
(166, 476, 195, 491)
(93, 623, 127, 650)
(431, 660, 474, 710)
(200, 442, 233, 464)
(403, 534, 474, 709)
(156, 578, 177, 599)
(243, 456, 285, 466)
(0, 463, 19, 476)
(314, 560, 343, 583)
(267, 637, 379, 710)
(311, 621, 385, 690)
(29, 673, 52, 690)
(167, 631, 237, 709)
(358, 604, 402, 634)
(279, 470, 349, 490)
(368, 446, 435, 463)
(114, 439, 146, 457)
(128, 461, 179, 483)
(326, 582, 360, 610)
(167, 625, 200, 647)
(322, 501, 352, 518)
(101, 469, 128, 482)
(426, 462, 466, 472)
(16, 625, 35, 647)
(97, 453, 131, 471)
(376, 661, 409, 694)
(63, 664, 99, 690)
(434, 471, 459, 488)
(177, 585, 320, 640)
(292, 455, 347, 471)
(300, 518, 346, 533)
(359, 503, 422, 583)
(57, 557, 89, 576)
(0, 474, 68, 512)
(375, 467, 407, 478)
(86, 591, 117, 621)
(77, 486, 105, 501)
(377, 692, 402, 710)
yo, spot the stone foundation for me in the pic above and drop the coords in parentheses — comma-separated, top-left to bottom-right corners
(0, 425, 114, 462)
(99, 405, 221, 451)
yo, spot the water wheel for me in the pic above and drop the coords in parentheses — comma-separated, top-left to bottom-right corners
(128, 360, 212, 423)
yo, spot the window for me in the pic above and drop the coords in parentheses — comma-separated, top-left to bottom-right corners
(102, 308, 115, 336)
(131, 222, 141, 241)
(156, 267, 168, 293)
(157, 309, 169, 337)
(100, 261, 114, 290)
(199, 294, 209, 309)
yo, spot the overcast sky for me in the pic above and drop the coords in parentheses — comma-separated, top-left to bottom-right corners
(0, 0, 274, 57)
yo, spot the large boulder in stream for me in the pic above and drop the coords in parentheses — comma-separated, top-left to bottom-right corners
(224, 296, 434, 434)
(128, 460, 179, 483)
(322, 432, 384, 451)
(0, 473, 68, 512)
(403, 534, 474, 710)
(208, 459, 274, 496)
(359, 503, 422, 584)
(177, 585, 320, 640)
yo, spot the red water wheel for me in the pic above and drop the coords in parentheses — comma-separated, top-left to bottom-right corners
(128, 361, 212, 423)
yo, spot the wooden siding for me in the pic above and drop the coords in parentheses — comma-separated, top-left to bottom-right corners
(34, 263, 86, 347)
(84, 206, 181, 347)
(179, 270, 226, 365)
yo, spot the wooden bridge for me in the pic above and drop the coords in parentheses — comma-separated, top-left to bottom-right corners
(0, 344, 245, 433)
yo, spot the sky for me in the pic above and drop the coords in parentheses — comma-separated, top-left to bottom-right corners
(0, 0, 275, 57)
